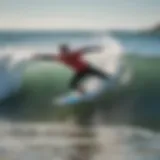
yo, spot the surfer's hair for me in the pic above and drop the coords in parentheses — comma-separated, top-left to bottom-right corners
(60, 44, 70, 53)
(60, 44, 69, 48)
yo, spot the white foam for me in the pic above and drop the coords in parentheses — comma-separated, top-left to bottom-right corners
(0, 121, 159, 160)
(81, 35, 126, 92)
(84, 35, 123, 75)
(0, 48, 35, 100)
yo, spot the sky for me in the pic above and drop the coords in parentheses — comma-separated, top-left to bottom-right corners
(0, 0, 159, 30)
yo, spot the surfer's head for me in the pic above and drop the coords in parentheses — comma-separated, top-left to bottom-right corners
(59, 44, 70, 54)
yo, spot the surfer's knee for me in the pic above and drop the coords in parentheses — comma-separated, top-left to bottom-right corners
(90, 68, 109, 80)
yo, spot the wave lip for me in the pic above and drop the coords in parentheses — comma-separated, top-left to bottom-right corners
(0, 50, 33, 101)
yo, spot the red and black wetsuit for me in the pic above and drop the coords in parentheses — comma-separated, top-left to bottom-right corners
(58, 51, 108, 89)
(58, 51, 88, 72)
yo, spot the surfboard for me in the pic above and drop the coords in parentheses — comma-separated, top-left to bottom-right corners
(54, 91, 96, 105)
(53, 76, 117, 106)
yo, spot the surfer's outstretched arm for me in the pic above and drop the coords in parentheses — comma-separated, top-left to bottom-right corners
(32, 54, 58, 61)
(77, 46, 103, 54)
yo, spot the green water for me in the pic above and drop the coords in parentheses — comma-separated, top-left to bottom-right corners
(1, 55, 160, 130)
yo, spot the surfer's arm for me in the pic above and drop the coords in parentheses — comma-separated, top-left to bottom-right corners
(32, 54, 58, 61)
(77, 46, 103, 54)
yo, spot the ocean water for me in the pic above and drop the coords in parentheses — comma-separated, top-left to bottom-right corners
(110, 31, 160, 56)
(0, 122, 160, 160)
(0, 30, 160, 159)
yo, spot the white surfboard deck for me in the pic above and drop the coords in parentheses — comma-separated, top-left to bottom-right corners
(53, 76, 117, 106)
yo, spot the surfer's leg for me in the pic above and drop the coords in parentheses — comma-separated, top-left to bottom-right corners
(87, 67, 110, 80)
(70, 72, 87, 94)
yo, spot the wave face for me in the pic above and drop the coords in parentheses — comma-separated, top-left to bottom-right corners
(0, 33, 125, 101)
(0, 31, 159, 130)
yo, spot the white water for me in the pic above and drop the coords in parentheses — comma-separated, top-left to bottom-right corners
(81, 36, 130, 93)
(0, 121, 159, 160)
(0, 48, 34, 100)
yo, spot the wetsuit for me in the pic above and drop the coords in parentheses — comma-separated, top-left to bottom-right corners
(58, 51, 109, 90)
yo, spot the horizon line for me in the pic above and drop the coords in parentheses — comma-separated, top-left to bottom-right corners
(0, 27, 147, 32)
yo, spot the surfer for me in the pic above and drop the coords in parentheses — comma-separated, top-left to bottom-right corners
(33, 44, 110, 94)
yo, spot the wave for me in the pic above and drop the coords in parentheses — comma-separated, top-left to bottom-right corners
(0, 122, 159, 160)
(0, 35, 125, 101)
(0, 48, 35, 100)
(0, 54, 159, 128)
(0, 36, 160, 130)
